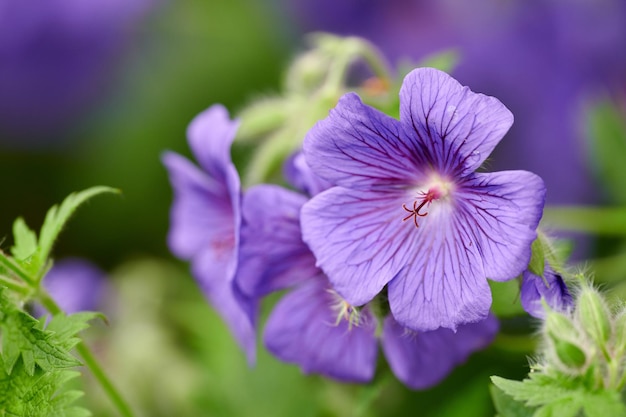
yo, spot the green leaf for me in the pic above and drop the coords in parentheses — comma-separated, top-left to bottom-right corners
(0, 291, 80, 375)
(581, 391, 626, 417)
(534, 398, 581, 417)
(491, 374, 626, 417)
(0, 359, 90, 417)
(34, 186, 119, 280)
(0, 291, 96, 375)
(490, 375, 572, 407)
(11, 217, 37, 262)
(490, 384, 535, 417)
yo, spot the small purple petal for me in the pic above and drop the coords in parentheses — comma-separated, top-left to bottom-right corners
(303, 93, 421, 189)
(381, 314, 498, 390)
(162, 151, 233, 260)
(187, 104, 240, 186)
(521, 264, 573, 319)
(237, 184, 318, 297)
(193, 249, 256, 365)
(264, 277, 378, 383)
(283, 152, 332, 197)
(40, 258, 106, 315)
(399, 68, 514, 174)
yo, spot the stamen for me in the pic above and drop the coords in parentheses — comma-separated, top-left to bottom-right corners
(402, 188, 441, 228)
(327, 289, 362, 330)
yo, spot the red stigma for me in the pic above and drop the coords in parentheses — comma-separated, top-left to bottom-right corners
(402, 189, 441, 228)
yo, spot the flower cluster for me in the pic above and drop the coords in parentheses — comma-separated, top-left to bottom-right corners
(164, 67, 548, 389)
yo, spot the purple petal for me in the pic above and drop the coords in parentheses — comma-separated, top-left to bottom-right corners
(283, 152, 332, 197)
(187, 104, 240, 186)
(387, 202, 493, 331)
(457, 171, 546, 281)
(399, 68, 514, 174)
(303, 93, 422, 189)
(236, 184, 319, 297)
(381, 314, 498, 390)
(40, 258, 106, 315)
(162, 151, 234, 260)
(301, 187, 411, 307)
(521, 264, 573, 319)
(193, 249, 256, 365)
(264, 277, 378, 383)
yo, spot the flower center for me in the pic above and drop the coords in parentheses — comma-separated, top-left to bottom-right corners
(402, 179, 453, 228)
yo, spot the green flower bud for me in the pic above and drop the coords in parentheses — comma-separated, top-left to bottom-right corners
(549, 335, 588, 371)
(576, 287, 612, 348)
(544, 311, 589, 372)
(545, 311, 578, 340)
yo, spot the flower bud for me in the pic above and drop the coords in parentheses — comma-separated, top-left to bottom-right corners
(549, 335, 588, 371)
(545, 311, 588, 372)
(576, 287, 612, 348)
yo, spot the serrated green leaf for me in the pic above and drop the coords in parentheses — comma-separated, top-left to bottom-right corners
(490, 375, 572, 407)
(45, 312, 101, 351)
(0, 359, 91, 417)
(0, 290, 94, 375)
(11, 217, 37, 263)
(534, 398, 581, 417)
(34, 186, 119, 281)
(490, 384, 535, 417)
(581, 391, 626, 417)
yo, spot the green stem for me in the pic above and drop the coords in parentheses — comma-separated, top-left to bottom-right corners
(0, 274, 31, 296)
(38, 290, 135, 417)
(0, 252, 35, 285)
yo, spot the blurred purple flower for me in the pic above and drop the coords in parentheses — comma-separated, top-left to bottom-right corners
(38, 257, 107, 315)
(521, 264, 573, 319)
(238, 160, 498, 389)
(301, 68, 545, 332)
(289, 0, 626, 205)
(0, 0, 153, 143)
(163, 105, 256, 364)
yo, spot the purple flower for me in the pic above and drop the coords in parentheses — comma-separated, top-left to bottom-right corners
(38, 257, 107, 315)
(163, 104, 256, 364)
(521, 264, 573, 319)
(238, 163, 498, 388)
(301, 68, 546, 332)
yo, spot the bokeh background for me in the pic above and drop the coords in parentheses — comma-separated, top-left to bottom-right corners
(1, 0, 625, 416)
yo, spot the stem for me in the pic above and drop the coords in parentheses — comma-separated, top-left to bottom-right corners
(38, 290, 135, 417)
(0, 252, 35, 285)
(0, 274, 31, 296)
